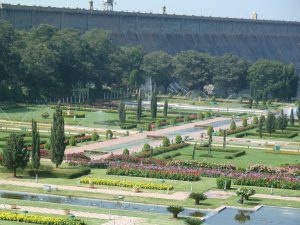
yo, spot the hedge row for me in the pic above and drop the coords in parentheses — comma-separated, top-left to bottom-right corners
(28, 168, 91, 179)
(236, 131, 298, 139)
(80, 177, 173, 190)
(0, 212, 85, 225)
(224, 125, 256, 135)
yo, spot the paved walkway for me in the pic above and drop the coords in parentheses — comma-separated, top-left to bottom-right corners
(0, 180, 189, 200)
(0, 204, 143, 225)
(66, 117, 232, 157)
(204, 190, 300, 202)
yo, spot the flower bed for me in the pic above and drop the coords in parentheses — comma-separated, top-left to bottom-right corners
(80, 177, 173, 190)
(107, 163, 201, 181)
(233, 174, 300, 190)
(0, 212, 85, 225)
(166, 160, 237, 171)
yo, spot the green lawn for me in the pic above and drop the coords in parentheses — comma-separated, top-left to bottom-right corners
(154, 145, 300, 168)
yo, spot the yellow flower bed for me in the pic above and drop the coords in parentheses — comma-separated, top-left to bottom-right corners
(0, 212, 85, 225)
(80, 177, 173, 190)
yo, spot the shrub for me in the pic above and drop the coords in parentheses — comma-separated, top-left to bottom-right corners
(80, 177, 173, 190)
(41, 112, 49, 119)
(135, 143, 189, 158)
(142, 143, 152, 152)
(175, 135, 183, 144)
(120, 124, 137, 129)
(189, 192, 207, 205)
(216, 177, 231, 190)
(69, 136, 77, 146)
(0, 212, 85, 225)
(155, 120, 161, 129)
(198, 113, 204, 120)
(123, 148, 130, 156)
(185, 218, 203, 225)
(91, 132, 99, 141)
(28, 167, 91, 179)
(189, 211, 205, 218)
(162, 137, 170, 147)
(167, 206, 184, 218)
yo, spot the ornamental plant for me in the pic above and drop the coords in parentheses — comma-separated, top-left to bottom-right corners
(91, 131, 99, 141)
(142, 143, 152, 152)
(167, 205, 184, 218)
(216, 177, 231, 190)
(236, 187, 256, 204)
(123, 148, 130, 156)
(69, 136, 77, 146)
(230, 121, 237, 130)
(189, 192, 207, 205)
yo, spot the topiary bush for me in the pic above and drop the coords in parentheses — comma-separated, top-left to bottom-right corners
(91, 132, 99, 141)
(167, 206, 184, 219)
(230, 121, 237, 130)
(216, 177, 231, 190)
(175, 135, 183, 144)
(189, 192, 207, 205)
(41, 112, 49, 119)
(123, 148, 130, 156)
(142, 143, 152, 152)
(162, 137, 170, 147)
(105, 130, 113, 139)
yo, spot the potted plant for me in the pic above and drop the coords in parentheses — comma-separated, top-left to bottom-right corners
(64, 209, 70, 215)
(132, 186, 141, 193)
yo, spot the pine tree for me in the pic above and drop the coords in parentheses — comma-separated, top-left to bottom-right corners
(266, 112, 276, 136)
(50, 104, 65, 168)
(290, 109, 295, 127)
(192, 143, 197, 160)
(230, 121, 237, 130)
(207, 126, 214, 155)
(31, 120, 40, 172)
(118, 100, 126, 124)
(137, 95, 142, 122)
(2, 133, 29, 177)
(163, 100, 168, 117)
(150, 90, 157, 119)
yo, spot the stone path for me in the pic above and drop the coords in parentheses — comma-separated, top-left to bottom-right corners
(0, 204, 143, 225)
(204, 190, 300, 202)
(0, 180, 189, 200)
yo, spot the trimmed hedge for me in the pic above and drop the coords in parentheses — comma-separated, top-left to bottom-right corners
(134, 143, 189, 158)
(0, 212, 85, 225)
(236, 131, 298, 139)
(28, 168, 91, 179)
(80, 177, 173, 190)
(120, 124, 137, 129)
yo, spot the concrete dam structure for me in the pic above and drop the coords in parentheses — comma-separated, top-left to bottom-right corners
(1, 3, 300, 71)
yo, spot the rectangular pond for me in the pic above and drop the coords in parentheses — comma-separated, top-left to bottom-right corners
(204, 206, 300, 225)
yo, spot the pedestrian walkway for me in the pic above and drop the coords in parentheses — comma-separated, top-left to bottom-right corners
(204, 190, 300, 202)
(0, 180, 189, 200)
(0, 204, 143, 225)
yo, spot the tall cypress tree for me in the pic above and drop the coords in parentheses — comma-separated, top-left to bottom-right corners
(297, 105, 300, 127)
(118, 100, 126, 124)
(137, 95, 142, 122)
(2, 134, 29, 177)
(266, 112, 276, 136)
(290, 109, 295, 127)
(223, 129, 227, 149)
(163, 100, 168, 117)
(259, 116, 263, 138)
(277, 110, 287, 132)
(151, 90, 157, 119)
(207, 126, 214, 155)
(31, 120, 40, 172)
(50, 104, 65, 168)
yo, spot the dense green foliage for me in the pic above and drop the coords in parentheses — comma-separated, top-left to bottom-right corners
(0, 20, 297, 102)
(118, 100, 126, 124)
(266, 112, 277, 136)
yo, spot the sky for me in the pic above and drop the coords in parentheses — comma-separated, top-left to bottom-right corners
(2, 0, 300, 22)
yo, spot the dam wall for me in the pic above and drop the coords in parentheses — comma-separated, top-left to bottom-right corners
(0, 4, 300, 72)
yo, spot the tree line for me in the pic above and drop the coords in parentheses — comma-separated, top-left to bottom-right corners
(0, 20, 298, 102)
